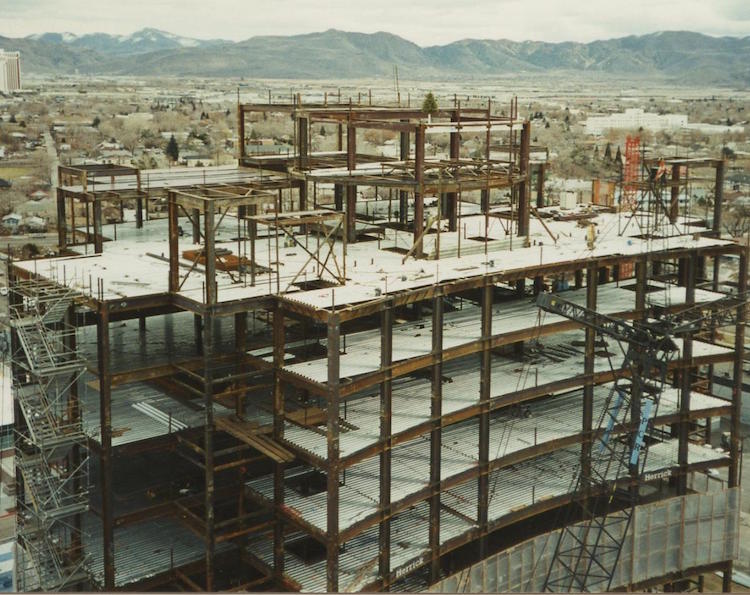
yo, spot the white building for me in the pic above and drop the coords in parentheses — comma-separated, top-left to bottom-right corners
(585, 108, 687, 135)
(585, 108, 744, 136)
(0, 50, 21, 94)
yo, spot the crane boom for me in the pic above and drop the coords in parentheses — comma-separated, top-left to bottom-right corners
(534, 292, 679, 592)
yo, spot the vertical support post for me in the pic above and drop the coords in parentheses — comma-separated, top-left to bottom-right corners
(677, 255, 695, 495)
(135, 194, 143, 229)
(204, 203, 216, 305)
(135, 168, 143, 229)
(96, 305, 114, 591)
(192, 208, 201, 244)
(203, 307, 215, 591)
(92, 198, 103, 254)
(724, 246, 747, 592)
(379, 302, 393, 586)
(518, 121, 531, 236)
(582, 264, 597, 493)
(669, 164, 680, 223)
(399, 124, 409, 225)
(446, 111, 460, 231)
(536, 163, 546, 208)
(56, 188, 67, 250)
(237, 104, 246, 162)
(273, 307, 286, 581)
(168, 191, 179, 292)
(413, 124, 425, 254)
(334, 184, 343, 211)
(713, 160, 725, 236)
(297, 116, 308, 171)
(326, 313, 341, 592)
(631, 257, 647, 481)
(477, 282, 492, 557)
(574, 269, 583, 290)
(429, 293, 443, 582)
(346, 123, 357, 243)
(234, 311, 247, 416)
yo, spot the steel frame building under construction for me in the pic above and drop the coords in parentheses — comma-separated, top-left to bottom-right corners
(7, 93, 746, 592)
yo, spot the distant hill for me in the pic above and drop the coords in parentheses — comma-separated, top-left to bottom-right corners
(4, 28, 750, 85)
(27, 28, 230, 55)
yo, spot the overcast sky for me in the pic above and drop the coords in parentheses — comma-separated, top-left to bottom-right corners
(2, 0, 749, 45)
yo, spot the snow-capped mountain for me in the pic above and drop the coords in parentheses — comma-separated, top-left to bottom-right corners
(25, 28, 229, 55)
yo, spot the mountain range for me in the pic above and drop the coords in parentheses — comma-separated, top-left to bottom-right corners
(2, 28, 749, 86)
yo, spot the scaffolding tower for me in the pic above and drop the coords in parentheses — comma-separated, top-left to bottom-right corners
(10, 277, 90, 591)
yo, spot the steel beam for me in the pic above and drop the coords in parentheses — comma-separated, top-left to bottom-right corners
(677, 256, 696, 495)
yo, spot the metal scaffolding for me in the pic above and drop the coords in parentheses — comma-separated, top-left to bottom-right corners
(10, 277, 90, 591)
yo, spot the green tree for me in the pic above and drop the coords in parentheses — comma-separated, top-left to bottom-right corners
(166, 134, 180, 163)
(422, 92, 438, 115)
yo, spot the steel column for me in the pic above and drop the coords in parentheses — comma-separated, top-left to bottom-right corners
(536, 163, 546, 208)
(429, 294, 444, 582)
(399, 123, 409, 225)
(712, 160, 724, 235)
(446, 113, 460, 231)
(669, 164, 680, 223)
(56, 188, 67, 250)
(677, 255, 695, 495)
(346, 124, 357, 243)
(582, 265, 597, 492)
(326, 313, 341, 592)
(204, 202, 216, 305)
(724, 246, 747, 591)
(379, 302, 393, 585)
(273, 307, 286, 580)
(192, 208, 201, 244)
(96, 305, 114, 590)
(414, 124, 425, 255)
(168, 191, 179, 292)
(203, 307, 215, 591)
(477, 282, 492, 558)
(518, 121, 531, 236)
(93, 198, 103, 254)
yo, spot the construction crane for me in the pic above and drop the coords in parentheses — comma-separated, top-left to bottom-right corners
(534, 292, 683, 592)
